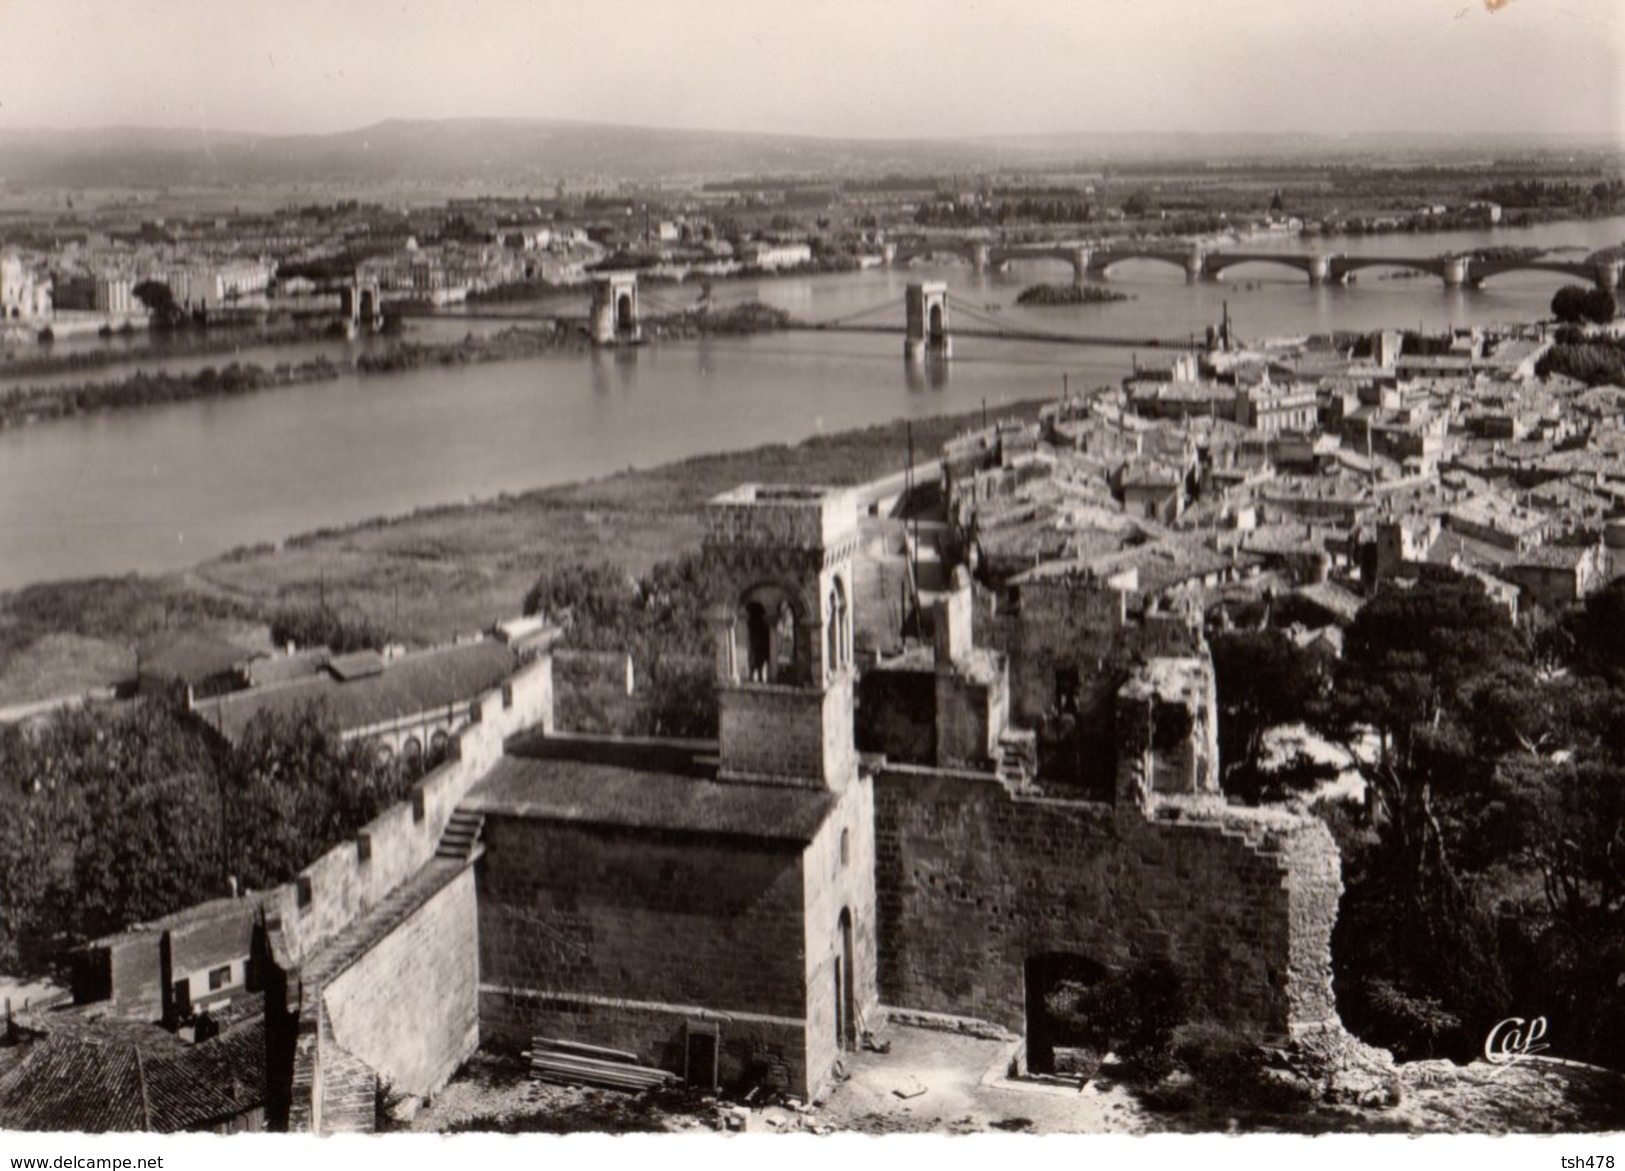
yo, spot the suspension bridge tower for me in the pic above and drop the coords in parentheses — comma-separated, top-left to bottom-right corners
(590, 272, 642, 345)
(904, 281, 951, 362)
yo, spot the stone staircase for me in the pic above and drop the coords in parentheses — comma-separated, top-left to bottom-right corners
(435, 809, 485, 861)
(994, 729, 1038, 793)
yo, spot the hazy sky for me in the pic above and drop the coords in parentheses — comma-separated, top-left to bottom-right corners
(0, 0, 1618, 141)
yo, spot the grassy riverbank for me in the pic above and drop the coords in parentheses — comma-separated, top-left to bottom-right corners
(0, 315, 344, 380)
(0, 303, 795, 428)
(0, 400, 1045, 707)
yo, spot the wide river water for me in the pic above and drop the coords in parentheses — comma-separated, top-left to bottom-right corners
(2, 217, 1622, 591)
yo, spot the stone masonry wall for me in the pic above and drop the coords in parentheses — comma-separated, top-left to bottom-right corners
(267, 655, 552, 966)
(988, 582, 1202, 729)
(717, 676, 854, 787)
(271, 656, 551, 1132)
(873, 766, 1342, 1043)
(322, 865, 480, 1098)
(801, 778, 880, 1098)
(477, 819, 812, 1092)
(855, 668, 936, 764)
(934, 669, 1001, 770)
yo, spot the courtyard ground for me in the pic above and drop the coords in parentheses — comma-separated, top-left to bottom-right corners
(407, 1024, 1625, 1136)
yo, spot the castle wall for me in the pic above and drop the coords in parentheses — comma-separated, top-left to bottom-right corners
(270, 656, 552, 1133)
(266, 655, 552, 966)
(990, 582, 1203, 729)
(800, 778, 880, 1098)
(321, 865, 480, 1099)
(477, 819, 813, 1093)
(872, 767, 1341, 1043)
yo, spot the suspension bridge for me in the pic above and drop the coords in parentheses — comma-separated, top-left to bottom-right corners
(793, 290, 1199, 352)
(400, 277, 1201, 354)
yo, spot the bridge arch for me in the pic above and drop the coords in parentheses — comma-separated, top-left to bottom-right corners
(1087, 251, 1200, 279)
(1468, 260, 1612, 289)
(1204, 253, 1332, 284)
(1330, 256, 1449, 284)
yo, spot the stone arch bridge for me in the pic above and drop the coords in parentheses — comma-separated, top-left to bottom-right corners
(883, 238, 1623, 290)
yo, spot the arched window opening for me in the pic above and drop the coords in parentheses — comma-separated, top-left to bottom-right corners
(737, 583, 812, 686)
(772, 602, 796, 681)
(827, 577, 850, 675)
(745, 601, 772, 681)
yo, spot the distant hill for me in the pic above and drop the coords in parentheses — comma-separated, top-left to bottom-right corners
(0, 118, 1616, 189)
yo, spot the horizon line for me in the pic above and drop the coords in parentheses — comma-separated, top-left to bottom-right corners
(0, 115, 1619, 149)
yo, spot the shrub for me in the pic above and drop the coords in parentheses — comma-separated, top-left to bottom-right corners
(268, 603, 392, 654)
(1170, 1022, 1312, 1115)
(1089, 959, 1186, 1085)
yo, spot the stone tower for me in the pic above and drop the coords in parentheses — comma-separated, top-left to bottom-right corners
(904, 281, 951, 362)
(704, 485, 860, 788)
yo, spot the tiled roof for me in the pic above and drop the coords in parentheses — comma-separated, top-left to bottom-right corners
(467, 737, 833, 844)
(192, 639, 517, 744)
(0, 1010, 264, 1133)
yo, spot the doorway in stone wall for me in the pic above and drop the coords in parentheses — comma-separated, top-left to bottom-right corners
(837, 908, 856, 1050)
(685, 1020, 720, 1091)
(1023, 952, 1107, 1077)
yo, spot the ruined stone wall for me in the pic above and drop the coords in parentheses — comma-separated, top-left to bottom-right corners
(321, 866, 479, 1099)
(988, 582, 1203, 729)
(477, 820, 812, 1092)
(873, 767, 1342, 1043)
(800, 779, 880, 1098)
(855, 668, 935, 764)
(933, 670, 999, 770)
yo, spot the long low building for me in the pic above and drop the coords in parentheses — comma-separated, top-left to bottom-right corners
(191, 638, 521, 761)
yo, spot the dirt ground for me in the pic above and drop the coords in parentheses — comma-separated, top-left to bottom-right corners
(408, 1025, 1625, 1136)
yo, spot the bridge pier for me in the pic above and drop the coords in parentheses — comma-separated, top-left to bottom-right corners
(904, 281, 951, 362)
(1441, 258, 1470, 289)
(1069, 247, 1091, 287)
(339, 280, 384, 333)
(1306, 254, 1332, 286)
(1186, 252, 1207, 282)
(1595, 260, 1623, 291)
(590, 272, 641, 345)
(971, 243, 991, 274)
(881, 243, 898, 268)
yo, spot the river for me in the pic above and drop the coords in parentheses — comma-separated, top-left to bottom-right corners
(1, 216, 1621, 592)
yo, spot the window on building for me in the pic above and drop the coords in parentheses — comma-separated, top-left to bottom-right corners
(839, 828, 850, 867)
(208, 964, 232, 991)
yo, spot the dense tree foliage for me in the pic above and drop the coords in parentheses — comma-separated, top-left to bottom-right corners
(1210, 629, 1331, 802)
(131, 279, 181, 324)
(1474, 178, 1625, 211)
(268, 603, 393, 655)
(0, 697, 411, 977)
(221, 702, 417, 890)
(523, 554, 721, 738)
(1214, 575, 1625, 1069)
(1550, 284, 1617, 325)
(1535, 335, 1625, 387)
(913, 196, 1095, 227)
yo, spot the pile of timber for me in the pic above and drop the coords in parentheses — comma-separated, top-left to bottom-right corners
(525, 1037, 679, 1092)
